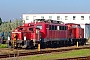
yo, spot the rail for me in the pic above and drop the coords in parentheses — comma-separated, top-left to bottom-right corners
(0, 46, 90, 59)
(56, 56, 90, 60)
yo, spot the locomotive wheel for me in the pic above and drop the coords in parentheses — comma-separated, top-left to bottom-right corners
(40, 42, 46, 49)
(51, 41, 53, 48)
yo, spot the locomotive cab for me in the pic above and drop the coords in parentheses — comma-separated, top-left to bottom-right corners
(7, 25, 42, 48)
(65, 23, 86, 45)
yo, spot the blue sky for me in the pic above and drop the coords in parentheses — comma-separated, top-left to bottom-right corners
(0, 0, 90, 21)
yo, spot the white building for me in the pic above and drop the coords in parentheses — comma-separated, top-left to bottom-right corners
(22, 13, 90, 39)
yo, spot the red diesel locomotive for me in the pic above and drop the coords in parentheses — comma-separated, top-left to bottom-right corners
(7, 19, 87, 48)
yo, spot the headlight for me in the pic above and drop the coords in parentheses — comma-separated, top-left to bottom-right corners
(15, 30, 18, 32)
(24, 36, 26, 41)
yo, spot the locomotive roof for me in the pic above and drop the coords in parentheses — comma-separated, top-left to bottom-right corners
(65, 23, 80, 25)
(33, 19, 64, 24)
(35, 22, 66, 26)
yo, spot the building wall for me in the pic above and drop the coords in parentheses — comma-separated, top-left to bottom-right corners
(22, 13, 90, 39)
(23, 14, 90, 24)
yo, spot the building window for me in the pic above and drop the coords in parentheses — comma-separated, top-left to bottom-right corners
(26, 16, 29, 20)
(49, 16, 52, 19)
(89, 16, 90, 20)
(57, 16, 60, 20)
(65, 16, 68, 20)
(73, 16, 76, 20)
(41, 16, 44, 19)
(81, 16, 84, 20)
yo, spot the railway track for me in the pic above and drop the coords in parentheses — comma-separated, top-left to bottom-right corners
(0, 45, 90, 59)
(56, 56, 90, 60)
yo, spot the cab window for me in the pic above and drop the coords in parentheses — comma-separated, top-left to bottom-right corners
(19, 28, 23, 30)
(36, 25, 42, 29)
(29, 28, 33, 31)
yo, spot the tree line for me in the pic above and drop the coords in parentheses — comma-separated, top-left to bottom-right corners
(0, 17, 23, 39)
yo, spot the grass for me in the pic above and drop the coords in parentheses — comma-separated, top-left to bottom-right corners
(0, 44, 7, 48)
(21, 49, 90, 60)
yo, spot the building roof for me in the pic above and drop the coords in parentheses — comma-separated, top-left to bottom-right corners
(23, 12, 90, 14)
